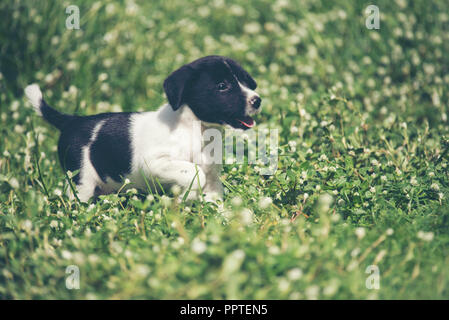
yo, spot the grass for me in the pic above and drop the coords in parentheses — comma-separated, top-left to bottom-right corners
(1, 0, 449, 299)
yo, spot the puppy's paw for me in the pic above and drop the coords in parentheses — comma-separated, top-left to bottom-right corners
(203, 192, 224, 210)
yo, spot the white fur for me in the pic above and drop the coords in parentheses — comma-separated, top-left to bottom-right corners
(129, 104, 218, 200)
(24, 84, 43, 115)
(238, 81, 260, 117)
(77, 121, 105, 202)
(84, 104, 223, 202)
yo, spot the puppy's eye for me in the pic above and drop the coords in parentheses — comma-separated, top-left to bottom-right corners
(217, 81, 229, 91)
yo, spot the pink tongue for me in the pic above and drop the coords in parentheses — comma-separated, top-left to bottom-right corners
(238, 117, 254, 128)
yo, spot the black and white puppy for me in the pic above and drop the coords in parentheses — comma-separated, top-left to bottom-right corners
(25, 55, 261, 202)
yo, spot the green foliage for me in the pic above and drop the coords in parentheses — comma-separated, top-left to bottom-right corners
(1, 0, 449, 299)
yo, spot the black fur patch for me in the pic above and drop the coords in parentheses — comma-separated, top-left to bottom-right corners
(89, 113, 133, 182)
(57, 113, 133, 184)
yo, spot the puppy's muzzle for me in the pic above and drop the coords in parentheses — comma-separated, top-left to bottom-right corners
(249, 96, 261, 109)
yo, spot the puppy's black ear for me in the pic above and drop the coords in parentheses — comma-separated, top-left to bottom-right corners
(241, 71, 257, 90)
(163, 65, 193, 111)
(225, 58, 257, 90)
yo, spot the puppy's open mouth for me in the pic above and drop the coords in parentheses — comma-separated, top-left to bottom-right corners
(227, 115, 255, 130)
(237, 115, 255, 128)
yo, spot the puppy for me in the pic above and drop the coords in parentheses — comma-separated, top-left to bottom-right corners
(24, 55, 261, 203)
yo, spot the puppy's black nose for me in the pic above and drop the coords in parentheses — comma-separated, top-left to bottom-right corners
(250, 96, 261, 109)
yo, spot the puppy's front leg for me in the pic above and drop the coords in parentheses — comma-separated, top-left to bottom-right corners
(149, 159, 206, 201)
(202, 163, 224, 203)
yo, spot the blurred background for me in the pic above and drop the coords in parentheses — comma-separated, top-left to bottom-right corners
(1, 0, 447, 121)
(1, 0, 449, 299)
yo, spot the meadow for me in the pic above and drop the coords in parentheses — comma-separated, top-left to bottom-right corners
(0, 0, 449, 299)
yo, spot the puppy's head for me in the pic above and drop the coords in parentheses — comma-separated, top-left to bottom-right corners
(163, 55, 261, 130)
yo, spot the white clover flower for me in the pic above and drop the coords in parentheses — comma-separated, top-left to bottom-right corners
(231, 196, 243, 207)
(160, 195, 171, 207)
(318, 193, 333, 209)
(355, 227, 366, 239)
(135, 265, 150, 277)
(287, 268, 303, 281)
(240, 208, 254, 225)
(305, 285, 320, 300)
(268, 245, 280, 255)
(11, 100, 19, 111)
(230, 4, 245, 16)
(67, 61, 78, 70)
(88, 254, 100, 264)
(14, 125, 25, 134)
(431, 183, 440, 191)
(244, 22, 261, 34)
(278, 279, 290, 292)
(288, 141, 297, 152)
(319, 154, 328, 161)
(351, 248, 361, 257)
(258, 197, 272, 209)
(222, 250, 245, 275)
(176, 237, 185, 246)
(323, 281, 339, 296)
(61, 250, 72, 260)
(370, 187, 376, 193)
(21, 220, 32, 232)
(9, 177, 19, 189)
(171, 185, 181, 195)
(417, 231, 434, 242)
(98, 73, 108, 82)
(54, 189, 62, 197)
(191, 238, 207, 254)
(105, 3, 116, 15)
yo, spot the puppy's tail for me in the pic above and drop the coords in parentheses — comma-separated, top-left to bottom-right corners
(24, 84, 74, 131)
